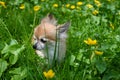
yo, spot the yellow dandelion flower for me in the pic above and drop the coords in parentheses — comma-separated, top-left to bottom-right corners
(92, 10, 99, 15)
(19, 4, 25, 9)
(95, 50, 103, 55)
(53, 4, 58, 8)
(34, 5, 41, 11)
(70, 5, 75, 9)
(0, 1, 6, 8)
(77, 1, 83, 6)
(110, 23, 114, 30)
(86, 4, 93, 8)
(66, 4, 70, 8)
(43, 69, 55, 79)
(94, 0, 101, 7)
(84, 38, 97, 45)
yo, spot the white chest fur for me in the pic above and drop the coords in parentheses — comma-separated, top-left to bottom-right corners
(44, 38, 66, 64)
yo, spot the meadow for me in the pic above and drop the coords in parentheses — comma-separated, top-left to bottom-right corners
(0, 0, 120, 80)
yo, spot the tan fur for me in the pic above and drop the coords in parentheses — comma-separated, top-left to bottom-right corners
(34, 23, 57, 41)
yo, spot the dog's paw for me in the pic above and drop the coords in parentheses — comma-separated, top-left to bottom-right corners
(36, 50, 45, 58)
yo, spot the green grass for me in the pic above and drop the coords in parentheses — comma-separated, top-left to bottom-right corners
(0, 0, 120, 80)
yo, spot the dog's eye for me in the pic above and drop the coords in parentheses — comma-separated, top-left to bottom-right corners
(40, 38, 47, 43)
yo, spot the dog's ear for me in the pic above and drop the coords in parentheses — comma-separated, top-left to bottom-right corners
(41, 13, 57, 25)
(47, 13, 54, 20)
(57, 21, 71, 33)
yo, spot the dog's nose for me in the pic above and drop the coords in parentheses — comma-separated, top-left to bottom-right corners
(33, 44, 37, 49)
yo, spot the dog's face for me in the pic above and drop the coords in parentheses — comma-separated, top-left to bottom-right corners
(32, 14, 70, 50)
(32, 23, 57, 50)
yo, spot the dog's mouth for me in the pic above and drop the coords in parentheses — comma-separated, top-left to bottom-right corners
(33, 45, 45, 51)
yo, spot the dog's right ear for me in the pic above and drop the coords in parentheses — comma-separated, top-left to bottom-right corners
(56, 21, 71, 33)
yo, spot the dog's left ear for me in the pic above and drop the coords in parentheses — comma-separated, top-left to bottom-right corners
(41, 13, 57, 25)
(47, 13, 54, 20)
(57, 21, 71, 33)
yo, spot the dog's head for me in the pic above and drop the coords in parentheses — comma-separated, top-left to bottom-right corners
(32, 14, 70, 50)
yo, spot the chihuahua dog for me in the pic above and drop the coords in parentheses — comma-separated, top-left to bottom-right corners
(32, 14, 70, 64)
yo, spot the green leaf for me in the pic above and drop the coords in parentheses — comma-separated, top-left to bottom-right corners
(1, 39, 18, 54)
(1, 40, 25, 55)
(76, 53, 83, 61)
(115, 35, 120, 42)
(12, 45, 25, 55)
(9, 67, 21, 75)
(2, 44, 25, 65)
(9, 0, 23, 5)
(0, 59, 8, 77)
(95, 59, 107, 74)
(101, 16, 108, 23)
(9, 45, 25, 65)
(30, 0, 38, 4)
(91, 15, 100, 25)
(69, 55, 76, 66)
(2, 44, 25, 56)
(83, 57, 90, 64)
(9, 67, 27, 80)
(10, 39, 18, 45)
(1, 39, 25, 65)
(110, 44, 117, 50)
(9, 67, 25, 74)
(102, 70, 120, 80)
(9, 54, 18, 65)
(11, 75, 23, 80)
(1, 44, 20, 54)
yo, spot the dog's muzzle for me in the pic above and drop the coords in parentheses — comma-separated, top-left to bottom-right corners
(33, 42, 45, 50)
(33, 43, 37, 49)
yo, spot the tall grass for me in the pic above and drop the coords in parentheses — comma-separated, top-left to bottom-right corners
(0, 0, 120, 80)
